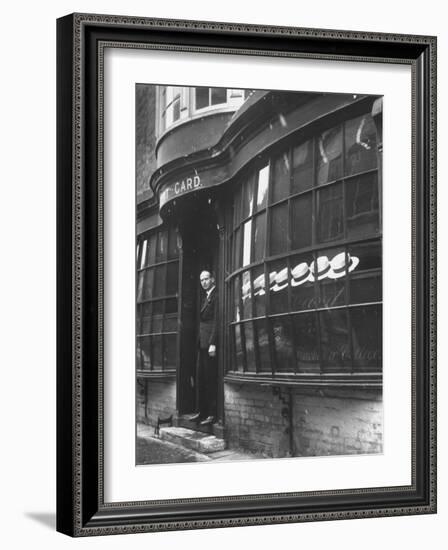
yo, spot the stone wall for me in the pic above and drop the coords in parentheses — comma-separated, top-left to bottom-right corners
(224, 383, 382, 458)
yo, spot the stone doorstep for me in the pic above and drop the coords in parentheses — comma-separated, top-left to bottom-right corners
(160, 426, 226, 454)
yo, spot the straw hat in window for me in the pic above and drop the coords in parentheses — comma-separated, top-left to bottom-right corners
(328, 252, 360, 279)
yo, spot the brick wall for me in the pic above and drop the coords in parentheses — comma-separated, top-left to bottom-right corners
(224, 383, 382, 458)
(136, 377, 176, 427)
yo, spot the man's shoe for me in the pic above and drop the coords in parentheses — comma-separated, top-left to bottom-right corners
(187, 412, 201, 422)
(200, 416, 215, 426)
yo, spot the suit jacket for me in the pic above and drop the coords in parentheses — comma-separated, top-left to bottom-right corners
(199, 286, 218, 349)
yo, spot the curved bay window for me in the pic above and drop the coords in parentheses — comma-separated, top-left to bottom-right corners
(136, 225, 180, 374)
(227, 108, 381, 382)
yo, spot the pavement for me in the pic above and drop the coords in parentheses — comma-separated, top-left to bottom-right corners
(137, 423, 261, 465)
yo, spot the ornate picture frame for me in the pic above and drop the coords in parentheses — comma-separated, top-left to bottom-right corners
(56, 13, 436, 536)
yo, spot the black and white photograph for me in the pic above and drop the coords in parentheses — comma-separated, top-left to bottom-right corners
(135, 84, 383, 465)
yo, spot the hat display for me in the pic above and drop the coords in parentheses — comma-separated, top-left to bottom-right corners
(308, 256, 331, 281)
(328, 252, 360, 279)
(291, 262, 311, 286)
(253, 273, 266, 296)
(272, 268, 289, 292)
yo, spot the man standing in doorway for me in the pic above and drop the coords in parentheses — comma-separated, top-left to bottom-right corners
(191, 270, 218, 425)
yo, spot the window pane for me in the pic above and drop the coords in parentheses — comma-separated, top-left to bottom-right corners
(349, 241, 382, 304)
(291, 194, 312, 251)
(152, 299, 164, 316)
(137, 272, 145, 302)
(152, 335, 163, 370)
(155, 231, 167, 262)
(139, 335, 152, 370)
(351, 305, 382, 372)
(166, 262, 179, 295)
(172, 97, 180, 122)
(165, 298, 178, 314)
(318, 247, 346, 308)
(153, 265, 166, 298)
(252, 212, 266, 262)
(271, 152, 290, 203)
(317, 125, 343, 184)
(146, 233, 157, 266)
(290, 253, 317, 311)
(139, 239, 147, 269)
(151, 313, 163, 334)
(345, 114, 378, 176)
(256, 165, 269, 210)
(195, 87, 209, 109)
(163, 314, 178, 333)
(255, 319, 271, 372)
(269, 202, 288, 255)
(139, 302, 152, 334)
(272, 316, 295, 372)
(233, 227, 242, 270)
(211, 87, 227, 105)
(233, 324, 244, 372)
(292, 140, 313, 193)
(253, 264, 267, 317)
(232, 275, 241, 322)
(241, 270, 253, 319)
(291, 312, 320, 373)
(243, 322, 256, 372)
(317, 183, 343, 243)
(163, 334, 177, 369)
(346, 173, 380, 239)
(319, 309, 351, 372)
(241, 175, 255, 219)
(141, 268, 155, 301)
(269, 260, 289, 314)
(242, 220, 252, 267)
(167, 227, 179, 259)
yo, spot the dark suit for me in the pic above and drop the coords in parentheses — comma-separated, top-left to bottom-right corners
(197, 287, 218, 419)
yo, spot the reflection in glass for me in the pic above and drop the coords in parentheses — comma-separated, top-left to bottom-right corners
(242, 270, 252, 319)
(345, 115, 378, 176)
(272, 316, 294, 372)
(349, 241, 382, 304)
(155, 231, 167, 262)
(269, 202, 288, 255)
(142, 268, 155, 301)
(211, 87, 227, 105)
(233, 227, 241, 270)
(271, 152, 290, 203)
(291, 313, 320, 372)
(140, 239, 147, 269)
(257, 165, 269, 210)
(291, 194, 312, 251)
(253, 213, 266, 262)
(253, 265, 266, 317)
(233, 275, 241, 321)
(270, 261, 289, 314)
(163, 314, 177, 333)
(351, 305, 382, 371)
(242, 220, 252, 267)
(255, 319, 271, 372)
(290, 254, 316, 311)
(195, 87, 209, 110)
(320, 277, 346, 308)
(317, 125, 342, 185)
(140, 302, 152, 334)
(153, 265, 166, 298)
(317, 183, 343, 243)
(292, 140, 313, 193)
(234, 324, 244, 371)
(241, 174, 255, 220)
(346, 173, 379, 239)
(167, 227, 179, 259)
(244, 322, 256, 372)
(319, 309, 351, 372)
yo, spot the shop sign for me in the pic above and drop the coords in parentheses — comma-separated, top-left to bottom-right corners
(159, 175, 202, 208)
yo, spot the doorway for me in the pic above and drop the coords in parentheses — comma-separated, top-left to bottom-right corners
(177, 199, 219, 418)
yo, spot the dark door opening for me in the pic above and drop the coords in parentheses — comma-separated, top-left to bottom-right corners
(177, 200, 218, 417)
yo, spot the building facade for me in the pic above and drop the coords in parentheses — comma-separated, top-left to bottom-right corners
(136, 85, 383, 458)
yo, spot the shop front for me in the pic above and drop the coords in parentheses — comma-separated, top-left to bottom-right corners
(137, 87, 383, 458)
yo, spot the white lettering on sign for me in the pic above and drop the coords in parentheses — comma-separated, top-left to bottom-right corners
(174, 175, 201, 196)
(160, 175, 202, 208)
